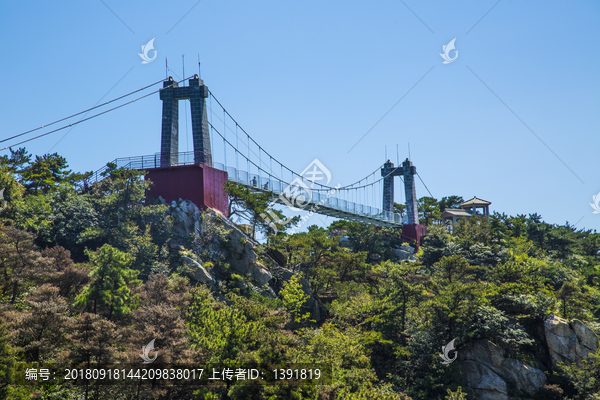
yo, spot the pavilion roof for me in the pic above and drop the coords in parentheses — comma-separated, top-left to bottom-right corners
(460, 196, 491, 207)
(441, 208, 472, 218)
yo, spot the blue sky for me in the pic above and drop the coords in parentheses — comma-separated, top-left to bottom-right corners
(0, 0, 598, 231)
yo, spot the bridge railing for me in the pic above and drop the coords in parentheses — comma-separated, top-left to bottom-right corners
(218, 163, 405, 225)
(84, 151, 210, 186)
(85, 151, 405, 226)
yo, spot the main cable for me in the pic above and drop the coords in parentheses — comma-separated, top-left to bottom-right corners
(0, 76, 195, 151)
(209, 90, 392, 191)
(0, 78, 166, 145)
(417, 172, 434, 198)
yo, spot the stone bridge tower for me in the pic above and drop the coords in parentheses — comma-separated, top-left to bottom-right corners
(381, 158, 424, 246)
(159, 75, 212, 167)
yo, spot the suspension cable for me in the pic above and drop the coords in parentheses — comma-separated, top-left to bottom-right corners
(0, 78, 166, 145)
(0, 76, 195, 151)
(417, 172, 434, 198)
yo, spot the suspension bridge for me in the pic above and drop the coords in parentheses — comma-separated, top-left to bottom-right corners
(3, 75, 431, 241)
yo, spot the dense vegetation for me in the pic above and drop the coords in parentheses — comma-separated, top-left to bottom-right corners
(0, 148, 599, 399)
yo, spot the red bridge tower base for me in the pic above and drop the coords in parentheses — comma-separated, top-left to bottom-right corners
(145, 164, 229, 216)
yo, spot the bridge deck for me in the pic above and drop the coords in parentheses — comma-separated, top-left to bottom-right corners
(86, 153, 406, 228)
(220, 166, 404, 228)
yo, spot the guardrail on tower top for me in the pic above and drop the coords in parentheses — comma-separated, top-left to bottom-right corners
(84, 151, 207, 186)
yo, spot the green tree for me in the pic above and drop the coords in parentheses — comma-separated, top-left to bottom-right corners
(280, 274, 310, 323)
(438, 196, 464, 213)
(426, 256, 484, 339)
(0, 323, 15, 398)
(20, 153, 90, 194)
(84, 166, 149, 247)
(417, 196, 440, 225)
(557, 281, 590, 321)
(0, 147, 31, 175)
(376, 261, 426, 344)
(39, 185, 98, 260)
(420, 224, 459, 267)
(75, 244, 141, 320)
(445, 387, 467, 400)
(328, 220, 403, 262)
(224, 181, 298, 239)
(186, 288, 263, 363)
(394, 202, 406, 218)
(0, 226, 50, 303)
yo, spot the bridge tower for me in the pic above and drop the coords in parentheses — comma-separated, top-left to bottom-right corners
(381, 159, 425, 246)
(146, 76, 229, 216)
(160, 75, 212, 167)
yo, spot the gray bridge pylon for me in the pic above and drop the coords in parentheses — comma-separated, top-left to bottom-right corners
(160, 76, 212, 167)
(381, 159, 419, 225)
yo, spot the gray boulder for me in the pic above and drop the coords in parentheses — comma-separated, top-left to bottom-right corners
(393, 245, 416, 261)
(168, 201, 274, 286)
(393, 249, 411, 261)
(401, 244, 415, 254)
(571, 319, 599, 353)
(544, 314, 599, 367)
(203, 209, 273, 286)
(169, 199, 202, 243)
(180, 256, 213, 283)
(461, 361, 508, 400)
(459, 340, 546, 399)
(498, 358, 546, 397)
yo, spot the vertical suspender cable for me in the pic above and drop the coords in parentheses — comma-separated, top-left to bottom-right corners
(247, 134, 250, 176)
(210, 95, 214, 163)
(235, 124, 239, 172)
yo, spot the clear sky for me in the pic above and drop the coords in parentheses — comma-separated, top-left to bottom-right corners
(0, 1, 598, 231)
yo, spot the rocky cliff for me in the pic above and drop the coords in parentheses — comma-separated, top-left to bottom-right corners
(166, 198, 326, 321)
(459, 315, 599, 399)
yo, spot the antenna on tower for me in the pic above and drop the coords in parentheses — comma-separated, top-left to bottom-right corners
(408, 143, 411, 161)
(165, 57, 168, 79)
(198, 54, 201, 78)
(182, 54, 185, 85)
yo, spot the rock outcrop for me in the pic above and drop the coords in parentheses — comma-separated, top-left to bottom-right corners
(168, 199, 202, 244)
(459, 316, 600, 399)
(167, 200, 327, 321)
(167, 199, 273, 286)
(459, 340, 546, 400)
(393, 244, 417, 262)
(544, 314, 599, 367)
(180, 256, 213, 284)
(201, 208, 273, 286)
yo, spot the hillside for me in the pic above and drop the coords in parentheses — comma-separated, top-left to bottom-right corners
(0, 149, 599, 399)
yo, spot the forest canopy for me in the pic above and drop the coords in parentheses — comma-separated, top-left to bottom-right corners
(0, 148, 598, 399)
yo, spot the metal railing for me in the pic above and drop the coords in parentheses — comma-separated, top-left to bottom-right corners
(85, 151, 405, 226)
